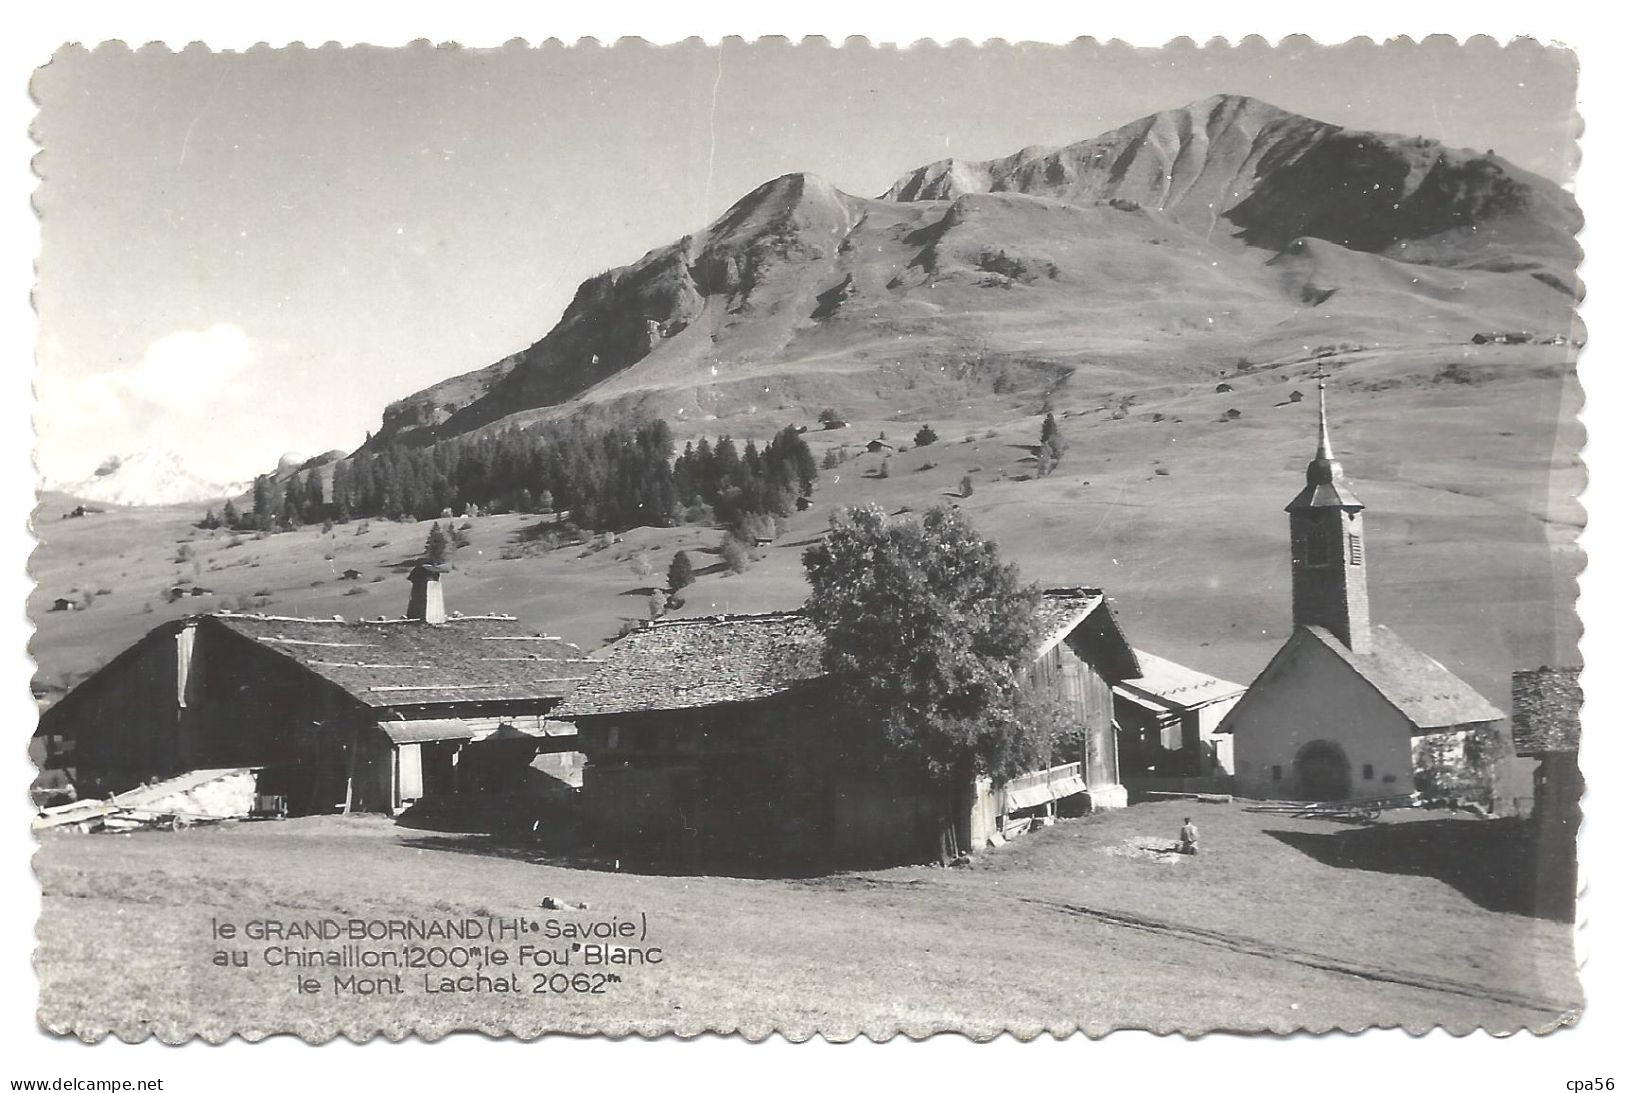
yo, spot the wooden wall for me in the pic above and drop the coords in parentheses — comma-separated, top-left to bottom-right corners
(1031, 636, 1121, 789)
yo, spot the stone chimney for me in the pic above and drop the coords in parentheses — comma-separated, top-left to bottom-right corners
(406, 564, 447, 625)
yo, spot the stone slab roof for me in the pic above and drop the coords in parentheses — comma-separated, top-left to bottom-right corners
(208, 613, 595, 707)
(558, 588, 1131, 720)
(1511, 666, 1582, 755)
(556, 612, 826, 718)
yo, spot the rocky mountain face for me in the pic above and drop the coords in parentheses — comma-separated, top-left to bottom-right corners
(363, 94, 1580, 450)
(882, 94, 1577, 262)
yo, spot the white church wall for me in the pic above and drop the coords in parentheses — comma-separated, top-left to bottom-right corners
(1225, 633, 1416, 800)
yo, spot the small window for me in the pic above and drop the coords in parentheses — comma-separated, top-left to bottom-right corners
(1271, 765, 1283, 782)
(1349, 534, 1364, 566)
(1362, 763, 1375, 780)
(1305, 521, 1337, 567)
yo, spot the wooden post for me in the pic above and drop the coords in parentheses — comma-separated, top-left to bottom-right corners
(342, 720, 361, 814)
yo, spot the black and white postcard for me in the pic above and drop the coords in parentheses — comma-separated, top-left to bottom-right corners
(13, 19, 1612, 1083)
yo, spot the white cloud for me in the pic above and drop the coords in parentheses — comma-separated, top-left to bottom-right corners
(34, 323, 259, 482)
(114, 323, 255, 415)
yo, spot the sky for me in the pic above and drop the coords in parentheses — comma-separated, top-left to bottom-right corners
(30, 36, 1580, 484)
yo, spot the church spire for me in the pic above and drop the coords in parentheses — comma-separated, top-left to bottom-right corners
(1285, 368, 1371, 653)
(1290, 370, 1361, 507)
(1316, 375, 1335, 462)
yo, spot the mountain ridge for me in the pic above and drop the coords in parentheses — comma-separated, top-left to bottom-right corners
(358, 93, 1580, 454)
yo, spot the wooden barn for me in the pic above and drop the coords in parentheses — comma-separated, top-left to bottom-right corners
(1217, 381, 1505, 803)
(33, 572, 590, 815)
(1113, 648, 1246, 784)
(555, 587, 1140, 868)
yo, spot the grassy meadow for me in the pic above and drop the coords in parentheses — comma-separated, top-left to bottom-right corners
(33, 800, 1579, 1040)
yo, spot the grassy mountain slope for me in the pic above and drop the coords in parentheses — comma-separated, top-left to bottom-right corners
(33, 342, 1581, 733)
(363, 95, 1578, 452)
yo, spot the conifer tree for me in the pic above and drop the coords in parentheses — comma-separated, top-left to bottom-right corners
(424, 521, 450, 565)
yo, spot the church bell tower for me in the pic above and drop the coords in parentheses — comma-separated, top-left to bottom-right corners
(1285, 377, 1371, 653)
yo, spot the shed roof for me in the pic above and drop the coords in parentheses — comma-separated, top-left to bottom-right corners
(1300, 625, 1503, 730)
(1114, 648, 1247, 712)
(1511, 666, 1582, 756)
(557, 588, 1135, 720)
(207, 613, 595, 708)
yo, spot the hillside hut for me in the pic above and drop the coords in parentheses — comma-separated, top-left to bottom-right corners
(1511, 666, 1582, 921)
(555, 588, 1139, 868)
(1512, 666, 1582, 825)
(33, 575, 592, 815)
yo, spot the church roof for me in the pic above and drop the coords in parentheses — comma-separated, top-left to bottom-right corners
(1511, 666, 1582, 755)
(1285, 479, 1365, 512)
(1300, 625, 1504, 730)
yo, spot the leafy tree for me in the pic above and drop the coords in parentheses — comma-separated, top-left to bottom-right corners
(802, 504, 1070, 786)
(914, 424, 939, 447)
(424, 522, 450, 565)
(667, 549, 695, 592)
(720, 534, 750, 575)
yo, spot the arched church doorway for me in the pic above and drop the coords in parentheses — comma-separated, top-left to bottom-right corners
(1294, 741, 1352, 800)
